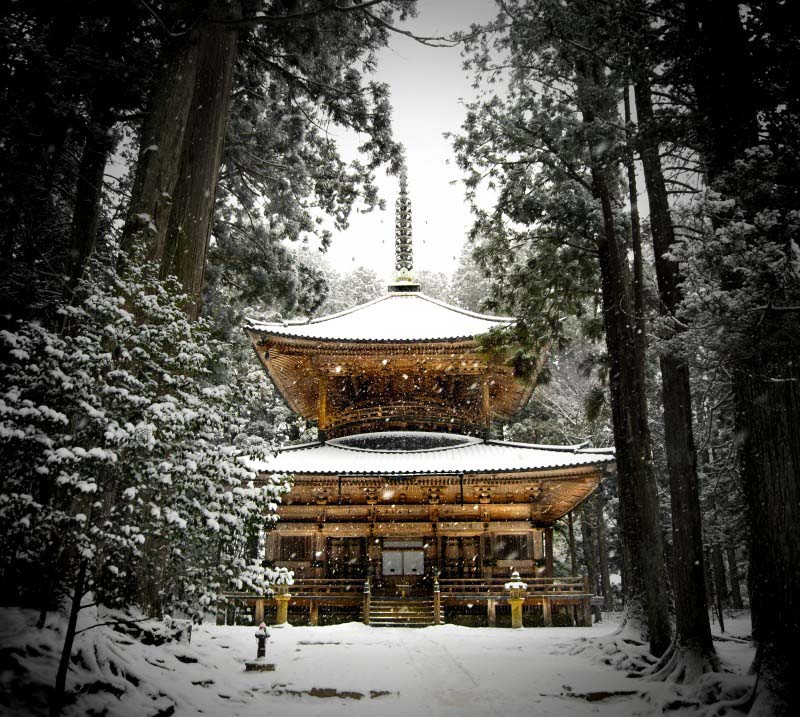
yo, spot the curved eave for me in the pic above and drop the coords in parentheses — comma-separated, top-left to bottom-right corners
(246, 330, 536, 423)
(250, 438, 615, 476)
(244, 292, 516, 344)
(265, 463, 607, 478)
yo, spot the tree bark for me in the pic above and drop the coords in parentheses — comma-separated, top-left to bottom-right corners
(734, 372, 800, 716)
(50, 559, 87, 717)
(595, 493, 613, 612)
(66, 114, 116, 293)
(633, 78, 717, 672)
(544, 525, 554, 577)
(571, 52, 671, 655)
(726, 542, 744, 610)
(590, 153, 672, 656)
(623, 86, 644, 325)
(580, 504, 597, 593)
(121, 14, 201, 259)
(682, 0, 759, 181)
(711, 542, 728, 607)
(161, 16, 239, 318)
(683, 4, 798, 708)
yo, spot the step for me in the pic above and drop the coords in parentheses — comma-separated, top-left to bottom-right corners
(365, 596, 444, 627)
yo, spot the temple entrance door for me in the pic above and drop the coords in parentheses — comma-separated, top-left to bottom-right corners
(379, 539, 426, 593)
(441, 536, 481, 578)
(326, 537, 366, 579)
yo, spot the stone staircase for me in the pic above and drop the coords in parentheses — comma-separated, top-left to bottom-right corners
(367, 596, 444, 627)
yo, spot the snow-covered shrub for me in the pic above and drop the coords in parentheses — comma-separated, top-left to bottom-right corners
(0, 256, 290, 617)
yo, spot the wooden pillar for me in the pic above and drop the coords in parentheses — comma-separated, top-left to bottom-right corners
(544, 526, 554, 577)
(487, 598, 496, 627)
(541, 597, 552, 626)
(309, 602, 319, 626)
(254, 599, 265, 625)
(318, 373, 328, 436)
(482, 379, 491, 438)
(313, 531, 325, 578)
(275, 594, 291, 625)
(432, 515, 440, 571)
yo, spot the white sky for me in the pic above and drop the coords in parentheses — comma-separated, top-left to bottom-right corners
(318, 0, 499, 282)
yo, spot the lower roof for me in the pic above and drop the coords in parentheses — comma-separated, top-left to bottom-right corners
(249, 431, 614, 476)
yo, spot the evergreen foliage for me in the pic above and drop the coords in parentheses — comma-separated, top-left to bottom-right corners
(0, 253, 289, 617)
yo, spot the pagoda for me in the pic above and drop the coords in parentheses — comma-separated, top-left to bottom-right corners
(241, 171, 614, 627)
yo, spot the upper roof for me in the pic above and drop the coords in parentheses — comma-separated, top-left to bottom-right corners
(245, 292, 515, 343)
(248, 431, 614, 476)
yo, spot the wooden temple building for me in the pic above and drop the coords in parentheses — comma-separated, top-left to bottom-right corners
(237, 173, 614, 627)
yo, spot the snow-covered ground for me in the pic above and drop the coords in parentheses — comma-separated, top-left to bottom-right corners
(0, 609, 755, 717)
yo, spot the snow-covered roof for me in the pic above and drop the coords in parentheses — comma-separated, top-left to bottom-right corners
(245, 292, 515, 343)
(249, 431, 614, 476)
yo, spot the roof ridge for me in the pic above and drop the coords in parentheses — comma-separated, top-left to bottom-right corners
(485, 439, 596, 452)
(245, 294, 392, 330)
(277, 440, 323, 453)
(410, 292, 515, 323)
(326, 440, 483, 456)
(245, 292, 515, 333)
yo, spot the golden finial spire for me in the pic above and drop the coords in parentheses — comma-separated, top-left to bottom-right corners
(389, 167, 420, 292)
(395, 168, 413, 273)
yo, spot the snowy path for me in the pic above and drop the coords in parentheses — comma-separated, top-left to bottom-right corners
(185, 622, 674, 717)
(1, 610, 754, 717)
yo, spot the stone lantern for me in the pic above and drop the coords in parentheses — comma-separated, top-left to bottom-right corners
(245, 622, 275, 672)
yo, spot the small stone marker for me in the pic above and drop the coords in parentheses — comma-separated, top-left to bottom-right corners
(245, 622, 275, 672)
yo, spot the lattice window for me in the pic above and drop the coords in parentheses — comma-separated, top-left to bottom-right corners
(488, 534, 532, 560)
(278, 535, 311, 561)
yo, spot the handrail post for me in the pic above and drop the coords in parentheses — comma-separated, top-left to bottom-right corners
(363, 577, 371, 625)
(433, 570, 441, 625)
(542, 596, 552, 626)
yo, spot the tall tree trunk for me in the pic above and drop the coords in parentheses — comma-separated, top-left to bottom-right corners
(685, 5, 797, 710)
(589, 152, 672, 656)
(623, 87, 644, 325)
(572, 53, 671, 655)
(121, 13, 201, 259)
(734, 372, 800, 716)
(633, 78, 717, 678)
(50, 559, 87, 717)
(581, 502, 601, 622)
(682, 0, 759, 181)
(580, 504, 597, 593)
(711, 542, 729, 608)
(726, 542, 744, 610)
(66, 114, 116, 293)
(595, 493, 613, 612)
(161, 17, 239, 318)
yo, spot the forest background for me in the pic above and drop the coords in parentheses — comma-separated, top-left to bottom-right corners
(0, 1, 798, 716)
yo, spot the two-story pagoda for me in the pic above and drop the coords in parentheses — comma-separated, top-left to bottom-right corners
(242, 173, 614, 627)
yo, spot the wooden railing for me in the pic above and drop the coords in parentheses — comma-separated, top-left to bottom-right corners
(283, 578, 366, 597)
(225, 578, 366, 600)
(437, 576, 588, 598)
(222, 576, 592, 627)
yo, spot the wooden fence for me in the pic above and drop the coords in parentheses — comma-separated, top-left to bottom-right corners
(222, 574, 593, 627)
